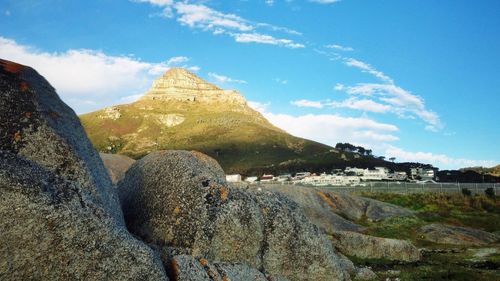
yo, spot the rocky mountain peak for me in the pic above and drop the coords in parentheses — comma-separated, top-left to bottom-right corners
(141, 68, 247, 105)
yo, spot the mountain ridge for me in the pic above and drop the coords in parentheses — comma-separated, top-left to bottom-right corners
(80, 68, 388, 175)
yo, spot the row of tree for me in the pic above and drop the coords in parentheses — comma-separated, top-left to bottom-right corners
(334, 142, 397, 162)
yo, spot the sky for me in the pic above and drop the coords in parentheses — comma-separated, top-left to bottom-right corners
(1, 0, 499, 170)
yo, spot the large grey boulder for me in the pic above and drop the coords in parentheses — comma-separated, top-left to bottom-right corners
(418, 223, 499, 246)
(252, 185, 365, 232)
(331, 231, 421, 262)
(0, 59, 167, 280)
(0, 151, 167, 280)
(99, 153, 136, 184)
(118, 150, 350, 281)
(0, 59, 122, 223)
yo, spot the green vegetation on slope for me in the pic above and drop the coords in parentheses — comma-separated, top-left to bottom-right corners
(80, 98, 389, 175)
(351, 192, 500, 280)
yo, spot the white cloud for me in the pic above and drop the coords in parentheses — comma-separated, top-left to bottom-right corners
(291, 99, 324, 108)
(0, 36, 198, 113)
(132, 1, 304, 48)
(341, 83, 442, 130)
(250, 101, 399, 148)
(329, 97, 392, 113)
(384, 145, 497, 170)
(232, 32, 305, 48)
(208, 72, 247, 84)
(344, 57, 394, 84)
(326, 44, 353, 52)
(265, 0, 275, 6)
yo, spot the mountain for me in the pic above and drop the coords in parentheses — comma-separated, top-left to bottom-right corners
(80, 68, 387, 175)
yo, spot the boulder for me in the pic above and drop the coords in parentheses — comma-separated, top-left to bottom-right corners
(354, 267, 377, 280)
(169, 255, 285, 281)
(99, 153, 135, 184)
(0, 151, 167, 280)
(418, 223, 499, 246)
(118, 150, 350, 281)
(331, 231, 421, 262)
(0, 59, 122, 223)
(314, 190, 414, 222)
(251, 185, 365, 232)
(0, 60, 167, 280)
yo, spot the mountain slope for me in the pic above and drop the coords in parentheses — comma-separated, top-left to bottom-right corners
(80, 68, 386, 174)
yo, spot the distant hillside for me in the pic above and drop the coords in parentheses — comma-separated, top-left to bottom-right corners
(460, 165, 500, 177)
(80, 68, 389, 175)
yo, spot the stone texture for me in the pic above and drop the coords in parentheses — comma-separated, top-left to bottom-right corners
(0, 152, 167, 280)
(354, 267, 377, 281)
(331, 231, 422, 262)
(418, 223, 499, 246)
(118, 150, 350, 281)
(251, 185, 365, 233)
(0, 59, 122, 223)
(99, 153, 136, 184)
(141, 68, 246, 105)
(0, 59, 167, 280)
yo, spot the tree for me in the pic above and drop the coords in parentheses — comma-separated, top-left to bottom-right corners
(389, 157, 396, 163)
(378, 156, 386, 161)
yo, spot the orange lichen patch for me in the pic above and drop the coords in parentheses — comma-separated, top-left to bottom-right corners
(261, 207, 269, 215)
(222, 276, 230, 281)
(19, 81, 29, 91)
(24, 112, 32, 118)
(169, 259, 180, 281)
(219, 186, 228, 201)
(0, 59, 25, 74)
(199, 258, 209, 267)
(173, 206, 181, 214)
(317, 190, 339, 210)
(13, 131, 22, 142)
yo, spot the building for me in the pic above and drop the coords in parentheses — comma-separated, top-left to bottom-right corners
(345, 167, 365, 176)
(244, 176, 258, 183)
(361, 167, 389, 181)
(410, 168, 435, 180)
(226, 174, 242, 182)
(260, 174, 275, 183)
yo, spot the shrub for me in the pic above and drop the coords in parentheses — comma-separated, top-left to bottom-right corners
(484, 187, 495, 199)
(461, 188, 472, 197)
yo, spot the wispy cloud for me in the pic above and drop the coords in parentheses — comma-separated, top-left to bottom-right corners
(326, 44, 353, 52)
(384, 145, 497, 169)
(275, 78, 288, 84)
(249, 101, 399, 148)
(132, 1, 304, 48)
(0, 36, 198, 113)
(343, 57, 394, 84)
(291, 99, 324, 108)
(232, 32, 304, 48)
(208, 72, 247, 84)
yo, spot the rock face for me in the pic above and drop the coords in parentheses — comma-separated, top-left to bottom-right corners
(118, 150, 349, 281)
(0, 59, 122, 223)
(141, 68, 247, 105)
(99, 153, 136, 184)
(253, 185, 413, 232)
(418, 223, 499, 246)
(331, 231, 422, 262)
(0, 59, 167, 280)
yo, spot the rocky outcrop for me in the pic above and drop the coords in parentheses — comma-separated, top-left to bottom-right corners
(141, 68, 246, 105)
(0, 59, 167, 280)
(170, 255, 286, 281)
(253, 185, 413, 232)
(331, 231, 422, 262)
(0, 59, 122, 223)
(99, 153, 135, 184)
(314, 189, 413, 222)
(418, 223, 499, 246)
(118, 150, 350, 281)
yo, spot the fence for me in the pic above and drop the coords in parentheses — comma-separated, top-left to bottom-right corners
(262, 182, 499, 195)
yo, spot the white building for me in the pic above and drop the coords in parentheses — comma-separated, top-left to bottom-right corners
(244, 176, 258, 183)
(300, 174, 362, 186)
(260, 174, 275, 183)
(226, 174, 242, 182)
(361, 167, 389, 181)
(411, 168, 435, 180)
(345, 167, 365, 176)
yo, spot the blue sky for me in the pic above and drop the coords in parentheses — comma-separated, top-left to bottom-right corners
(1, 0, 499, 169)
